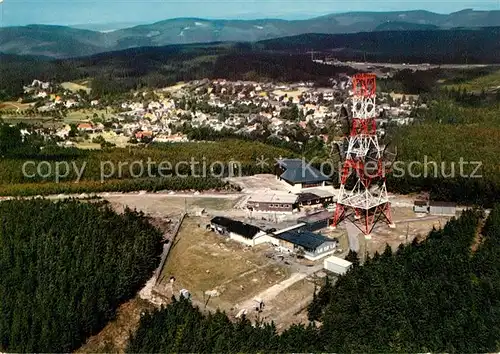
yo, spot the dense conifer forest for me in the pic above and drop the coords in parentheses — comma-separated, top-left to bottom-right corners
(0, 199, 163, 352)
(127, 206, 500, 353)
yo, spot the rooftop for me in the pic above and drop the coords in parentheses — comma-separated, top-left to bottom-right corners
(276, 158, 330, 184)
(324, 256, 352, 268)
(210, 216, 262, 239)
(297, 210, 333, 223)
(305, 188, 335, 198)
(272, 229, 335, 252)
(429, 201, 456, 207)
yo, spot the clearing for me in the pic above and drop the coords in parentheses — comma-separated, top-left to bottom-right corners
(105, 194, 240, 217)
(61, 81, 91, 93)
(444, 69, 500, 92)
(157, 216, 291, 312)
(0, 101, 32, 112)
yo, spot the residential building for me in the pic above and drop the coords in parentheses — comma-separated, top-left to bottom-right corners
(77, 123, 94, 132)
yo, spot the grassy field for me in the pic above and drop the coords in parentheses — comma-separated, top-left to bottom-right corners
(444, 69, 500, 92)
(159, 216, 289, 311)
(65, 109, 110, 123)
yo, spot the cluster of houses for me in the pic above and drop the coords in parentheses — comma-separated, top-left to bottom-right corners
(23, 79, 97, 111)
(18, 77, 423, 146)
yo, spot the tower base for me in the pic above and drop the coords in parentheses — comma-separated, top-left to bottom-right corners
(333, 202, 393, 236)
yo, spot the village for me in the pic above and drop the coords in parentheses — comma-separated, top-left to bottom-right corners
(3, 76, 422, 148)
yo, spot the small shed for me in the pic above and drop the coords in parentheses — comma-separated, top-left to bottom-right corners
(324, 256, 352, 275)
(429, 201, 456, 216)
(413, 200, 429, 214)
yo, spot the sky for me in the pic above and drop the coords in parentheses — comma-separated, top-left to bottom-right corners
(0, 0, 499, 27)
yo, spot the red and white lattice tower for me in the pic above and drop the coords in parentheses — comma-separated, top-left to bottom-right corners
(332, 73, 395, 236)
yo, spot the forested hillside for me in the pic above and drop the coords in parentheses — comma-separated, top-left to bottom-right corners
(0, 199, 163, 352)
(2, 10, 500, 58)
(127, 207, 500, 352)
(0, 132, 294, 196)
(388, 99, 500, 207)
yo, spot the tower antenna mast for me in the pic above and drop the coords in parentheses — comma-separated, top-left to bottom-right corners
(332, 73, 396, 237)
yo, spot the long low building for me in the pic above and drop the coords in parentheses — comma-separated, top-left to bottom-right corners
(297, 189, 335, 209)
(209, 216, 269, 247)
(246, 193, 299, 213)
(324, 256, 352, 275)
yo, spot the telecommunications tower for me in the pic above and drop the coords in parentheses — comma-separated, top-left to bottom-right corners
(332, 73, 396, 236)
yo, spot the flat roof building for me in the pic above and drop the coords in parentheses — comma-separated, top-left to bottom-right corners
(429, 201, 456, 216)
(246, 192, 298, 213)
(324, 256, 352, 275)
(413, 200, 429, 214)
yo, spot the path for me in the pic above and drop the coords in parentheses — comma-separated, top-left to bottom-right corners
(4, 102, 22, 113)
(345, 222, 360, 252)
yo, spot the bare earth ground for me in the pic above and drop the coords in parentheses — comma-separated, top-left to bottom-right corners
(368, 207, 451, 254)
(105, 194, 240, 217)
(260, 277, 319, 331)
(76, 298, 154, 354)
(225, 174, 292, 193)
(158, 216, 292, 313)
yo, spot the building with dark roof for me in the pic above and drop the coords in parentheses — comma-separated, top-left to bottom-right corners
(274, 158, 331, 193)
(297, 210, 332, 232)
(429, 201, 456, 216)
(209, 216, 338, 259)
(269, 229, 337, 261)
(297, 192, 334, 209)
(210, 216, 268, 246)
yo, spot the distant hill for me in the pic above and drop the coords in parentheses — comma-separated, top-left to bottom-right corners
(1, 9, 500, 58)
(2, 26, 500, 100)
(257, 28, 500, 63)
(374, 21, 439, 31)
